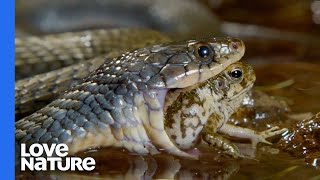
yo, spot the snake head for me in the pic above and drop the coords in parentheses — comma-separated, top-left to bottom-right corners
(187, 37, 245, 65)
(144, 37, 245, 88)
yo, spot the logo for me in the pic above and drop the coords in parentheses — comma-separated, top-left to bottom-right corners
(20, 144, 95, 171)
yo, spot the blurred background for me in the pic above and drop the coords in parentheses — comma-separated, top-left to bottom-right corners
(15, 0, 320, 59)
(15, 0, 320, 179)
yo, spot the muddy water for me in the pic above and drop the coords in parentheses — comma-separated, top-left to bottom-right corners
(16, 62, 320, 179)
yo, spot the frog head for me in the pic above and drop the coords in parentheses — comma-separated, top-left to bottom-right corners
(207, 62, 256, 102)
(202, 62, 256, 125)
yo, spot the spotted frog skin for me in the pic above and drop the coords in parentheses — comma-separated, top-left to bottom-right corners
(164, 62, 288, 158)
(16, 37, 286, 159)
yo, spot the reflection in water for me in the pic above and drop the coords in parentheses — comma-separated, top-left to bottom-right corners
(17, 144, 320, 179)
(68, 148, 241, 179)
(17, 148, 240, 179)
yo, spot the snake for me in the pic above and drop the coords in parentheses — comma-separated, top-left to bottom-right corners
(15, 29, 288, 159)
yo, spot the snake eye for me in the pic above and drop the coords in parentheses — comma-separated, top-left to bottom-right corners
(197, 45, 211, 58)
(230, 69, 242, 79)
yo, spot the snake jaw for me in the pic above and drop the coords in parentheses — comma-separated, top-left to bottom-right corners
(154, 89, 169, 109)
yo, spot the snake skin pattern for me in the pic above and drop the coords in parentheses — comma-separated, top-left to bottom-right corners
(15, 29, 171, 80)
(15, 29, 171, 118)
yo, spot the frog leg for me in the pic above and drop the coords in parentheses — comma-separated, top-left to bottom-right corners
(218, 124, 288, 148)
(202, 128, 241, 158)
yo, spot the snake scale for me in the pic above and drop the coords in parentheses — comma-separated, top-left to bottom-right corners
(15, 29, 171, 119)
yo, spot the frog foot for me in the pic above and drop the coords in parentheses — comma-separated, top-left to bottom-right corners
(251, 126, 288, 148)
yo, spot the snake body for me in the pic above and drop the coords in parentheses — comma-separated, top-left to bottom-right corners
(15, 29, 171, 80)
(15, 29, 171, 118)
(16, 36, 246, 158)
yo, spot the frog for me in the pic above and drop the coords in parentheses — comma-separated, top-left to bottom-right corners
(164, 62, 288, 158)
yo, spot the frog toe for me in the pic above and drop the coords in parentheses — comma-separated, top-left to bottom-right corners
(263, 126, 288, 138)
(252, 127, 288, 147)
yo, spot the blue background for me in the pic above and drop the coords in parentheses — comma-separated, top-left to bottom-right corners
(0, 0, 15, 179)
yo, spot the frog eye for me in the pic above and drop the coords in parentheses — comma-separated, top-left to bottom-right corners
(230, 69, 243, 79)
